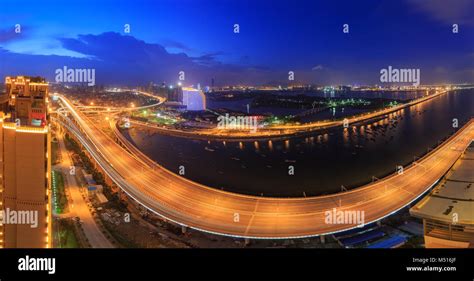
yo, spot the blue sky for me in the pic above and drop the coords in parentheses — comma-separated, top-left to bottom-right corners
(0, 0, 473, 86)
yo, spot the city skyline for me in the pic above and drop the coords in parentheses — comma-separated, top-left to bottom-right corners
(1, 0, 473, 86)
(0, 0, 473, 277)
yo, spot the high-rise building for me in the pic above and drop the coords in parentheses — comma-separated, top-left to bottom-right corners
(167, 86, 183, 103)
(155, 83, 169, 99)
(0, 76, 52, 248)
(182, 87, 206, 111)
(6, 76, 48, 126)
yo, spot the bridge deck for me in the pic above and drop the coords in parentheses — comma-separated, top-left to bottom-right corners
(57, 95, 474, 239)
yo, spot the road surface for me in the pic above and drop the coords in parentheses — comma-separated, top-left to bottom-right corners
(56, 133, 114, 248)
(55, 95, 474, 239)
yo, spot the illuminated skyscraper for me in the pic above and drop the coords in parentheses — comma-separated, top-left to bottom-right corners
(0, 76, 52, 248)
(182, 87, 206, 111)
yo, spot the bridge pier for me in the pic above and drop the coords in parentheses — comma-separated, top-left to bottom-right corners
(181, 225, 187, 234)
(320, 235, 325, 244)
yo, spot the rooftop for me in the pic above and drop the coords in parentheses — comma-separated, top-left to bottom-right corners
(410, 142, 474, 226)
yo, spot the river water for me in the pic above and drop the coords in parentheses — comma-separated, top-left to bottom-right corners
(123, 89, 473, 197)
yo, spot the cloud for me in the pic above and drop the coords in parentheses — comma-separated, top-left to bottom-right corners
(191, 52, 225, 66)
(311, 65, 324, 71)
(0, 26, 32, 43)
(1, 32, 472, 86)
(406, 0, 474, 25)
(0, 29, 18, 43)
(160, 39, 193, 52)
(0, 32, 283, 86)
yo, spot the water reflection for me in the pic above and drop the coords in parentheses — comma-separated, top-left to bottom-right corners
(125, 90, 474, 197)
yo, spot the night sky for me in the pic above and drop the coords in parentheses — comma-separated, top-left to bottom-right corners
(0, 0, 473, 86)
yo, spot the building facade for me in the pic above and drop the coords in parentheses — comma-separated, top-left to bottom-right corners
(0, 76, 52, 248)
(182, 87, 206, 111)
(410, 141, 474, 248)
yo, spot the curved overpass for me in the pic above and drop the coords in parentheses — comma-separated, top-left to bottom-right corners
(75, 94, 166, 114)
(56, 95, 474, 239)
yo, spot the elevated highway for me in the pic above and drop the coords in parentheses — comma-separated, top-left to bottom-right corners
(54, 95, 474, 239)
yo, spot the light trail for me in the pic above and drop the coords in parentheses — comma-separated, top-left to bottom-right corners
(54, 94, 474, 239)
